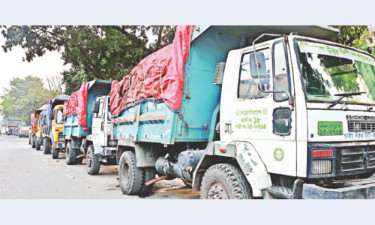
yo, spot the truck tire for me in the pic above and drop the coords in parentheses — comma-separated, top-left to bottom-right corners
(87, 145, 100, 175)
(119, 151, 144, 195)
(52, 147, 59, 159)
(139, 168, 156, 196)
(66, 141, 77, 165)
(36, 138, 41, 151)
(31, 136, 36, 148)
(200, 163, 252, 199)
(43, 139, 51, 154)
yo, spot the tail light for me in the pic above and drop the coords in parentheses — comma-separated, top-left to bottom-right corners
(312, 149, 333, 158)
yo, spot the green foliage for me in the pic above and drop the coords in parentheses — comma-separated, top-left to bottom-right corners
(333, 26, 374, 56)
(1, 26, 176, 93)
(0, 75, 56, 125)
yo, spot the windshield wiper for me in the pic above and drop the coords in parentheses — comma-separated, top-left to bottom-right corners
(328, 92, 366, 108)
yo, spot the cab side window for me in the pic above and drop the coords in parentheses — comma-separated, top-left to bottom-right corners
(97, 99, 104, 118)
(273, 42, 290, 101)
(238, 48, 271, 99)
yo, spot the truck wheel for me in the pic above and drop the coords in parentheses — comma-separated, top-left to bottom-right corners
(66, 142, 77, 165)
(36, 138, 41, 151)
(43, 139, 51, 154)
(200, 163, 252, 199)
(139, 168, 156, 196)
(52, 147, 59, 159)
(87, 145, 100, 175)
(31, 136, 36, 148)
(119, 151, 144, 195)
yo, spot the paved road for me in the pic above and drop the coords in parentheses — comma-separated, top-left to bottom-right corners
(0, 135, 199, 199)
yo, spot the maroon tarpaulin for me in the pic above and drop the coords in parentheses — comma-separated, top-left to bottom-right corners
(110, 25, 194, 116)
(63, 82, 89, 131)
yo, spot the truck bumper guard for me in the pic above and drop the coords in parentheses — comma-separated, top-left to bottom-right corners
(303, 177, 375, 199)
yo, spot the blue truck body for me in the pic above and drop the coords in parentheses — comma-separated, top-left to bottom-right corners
(40, 109, 51, 137)
(112, 26, 339, 145)
(63, 80, 112, 139)
(113, 26, 242, 145)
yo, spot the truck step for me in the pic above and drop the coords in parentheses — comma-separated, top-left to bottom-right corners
(267, 186, 293, 199)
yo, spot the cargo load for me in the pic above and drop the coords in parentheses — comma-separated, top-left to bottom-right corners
(110, 25, 194, 116)
(63, 82, 89, 131)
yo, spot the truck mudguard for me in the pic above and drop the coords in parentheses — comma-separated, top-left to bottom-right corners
(110, 25, 194, 115)
(193, 141, 272, 197)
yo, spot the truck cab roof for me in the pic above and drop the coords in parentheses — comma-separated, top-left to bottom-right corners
(192, 26, 340, 44)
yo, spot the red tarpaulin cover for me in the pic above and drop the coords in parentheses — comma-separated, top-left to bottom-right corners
(30, 113, 35, 131)
(110, 25, 194, 117)
(30, 113, 35, 125)
(63, 82, 89, 131)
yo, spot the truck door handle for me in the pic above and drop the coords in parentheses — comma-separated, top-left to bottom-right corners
(224, 123, 232, 133)
(101, 122, 104, 131)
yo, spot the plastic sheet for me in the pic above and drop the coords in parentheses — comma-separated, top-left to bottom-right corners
(63, 82, 89, 131)
(110, 25, 194, 116)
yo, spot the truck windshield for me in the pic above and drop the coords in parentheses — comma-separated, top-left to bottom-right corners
(56, 109, 64, 124)
(296, 40, 375, 105)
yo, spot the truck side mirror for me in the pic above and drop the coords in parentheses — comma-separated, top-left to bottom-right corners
(249, 52, 266, 79)
(93, 100, 100, 114)
(49, 113, 54, 121)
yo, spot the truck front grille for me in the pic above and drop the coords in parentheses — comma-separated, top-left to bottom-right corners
(348, 121, 375, 132)
(337, 145, 375, 174)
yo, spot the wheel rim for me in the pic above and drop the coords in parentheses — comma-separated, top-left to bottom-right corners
(207, 182, 230, 199)
(121, 162, 130, 186)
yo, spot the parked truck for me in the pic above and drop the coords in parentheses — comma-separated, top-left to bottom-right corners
(18, 126, 30, 138)
(63, 81, 112, 165)
(74, 25, 375, 199)
(40, 95, 70, 156)
(30, 105, 48, 149)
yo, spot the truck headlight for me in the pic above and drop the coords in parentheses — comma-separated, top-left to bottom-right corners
(309, 149, 335, 176)
(311, 160, 332, 175)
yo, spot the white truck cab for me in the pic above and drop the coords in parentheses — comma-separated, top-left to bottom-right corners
(84, 95, 117, 174)
(197, 34, 375, 199)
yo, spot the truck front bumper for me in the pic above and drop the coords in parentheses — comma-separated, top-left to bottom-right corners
(303, 177, 375, 199)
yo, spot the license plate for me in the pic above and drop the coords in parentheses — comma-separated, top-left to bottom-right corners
(318, 121, 343, 136)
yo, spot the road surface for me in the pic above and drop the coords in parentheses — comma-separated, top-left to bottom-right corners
(0, 135, 199, 199)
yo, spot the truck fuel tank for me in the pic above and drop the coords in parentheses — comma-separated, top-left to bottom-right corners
(155, 150, 205, 182)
